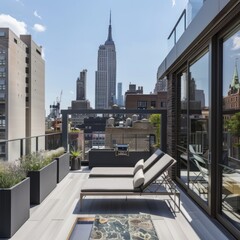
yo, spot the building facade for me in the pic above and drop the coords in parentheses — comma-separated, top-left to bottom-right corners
(117, 82, 124, 106)
(0, 28, 45, 161)
(125, 92, 167, 110)
(71, 69, 91, 127)
(157, 0, 240, 238)
(77, 69, 87, 100)
(154, 77, 167, 93)
(95, 14, 116, 109)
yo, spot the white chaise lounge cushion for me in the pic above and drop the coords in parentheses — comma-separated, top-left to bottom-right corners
(133, 159, 144, 175)
(133, 168, 145, 188)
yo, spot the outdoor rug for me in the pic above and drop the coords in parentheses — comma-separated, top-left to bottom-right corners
(89, 214, 158, 240)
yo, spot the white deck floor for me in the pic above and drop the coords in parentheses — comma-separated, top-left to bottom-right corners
(9, 167, 233, 240)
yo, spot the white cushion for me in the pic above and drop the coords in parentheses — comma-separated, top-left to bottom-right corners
(133, 169, 144, 188)
(133, 159, 144, 175)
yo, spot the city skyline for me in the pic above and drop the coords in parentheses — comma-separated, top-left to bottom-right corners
(0, 0, 188, 114)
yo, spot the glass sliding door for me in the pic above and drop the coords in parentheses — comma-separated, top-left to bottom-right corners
(177, 70, 188, 184)
(176, 51, 210, 203)
(221, 28, 240, 230)
(188, 51, 210, 204)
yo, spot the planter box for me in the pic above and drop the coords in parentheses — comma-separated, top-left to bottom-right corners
(55, 152, 70, 183)
(0, 178, 30, 238)
(89, 150, 150, 168)
(28, 160, 57, 204)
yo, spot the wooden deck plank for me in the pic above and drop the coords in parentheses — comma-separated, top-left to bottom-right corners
(10, 169, 231, 240)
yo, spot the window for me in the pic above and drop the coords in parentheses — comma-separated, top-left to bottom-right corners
(137, 101, 147, 109)
(0, 119, 5, 126)
(150, 101, 156, 108)
(0, 79, 5, 90)
(221, 27, 240, 230)
(160, 101, 166, 108)
(176, 50, 210, 205)
(189, 50, 210, 204)
(36, 49, 41, 56)
(14, 38, 17, 44)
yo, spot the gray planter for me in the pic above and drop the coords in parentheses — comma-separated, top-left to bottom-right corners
(28, 160, 57, 204)
(70, 157, 81, 170)
(55, 152, 70, 183)
(0, 178, 30, 238)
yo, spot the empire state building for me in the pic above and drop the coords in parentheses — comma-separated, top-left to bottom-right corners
(95, 13, 116, 109)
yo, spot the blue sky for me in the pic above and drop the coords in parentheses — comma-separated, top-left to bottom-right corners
(1, 0, 188, 115)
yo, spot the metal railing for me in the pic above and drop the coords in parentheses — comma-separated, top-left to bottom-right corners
(168, 9, 186, 50)
(0, 109, 167, 162)
(0, 132, 62, 161)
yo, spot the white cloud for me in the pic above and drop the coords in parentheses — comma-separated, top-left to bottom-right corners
(0, 14, 27, 36)
(16, 0, 24, 6)
(34, 10, 42, 19)
(33, 23, 46, 32)
(232, 35, 240, 50)
(172, 0, 176, 7)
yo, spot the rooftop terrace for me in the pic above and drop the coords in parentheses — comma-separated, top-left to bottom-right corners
(8, 167, 232, 240)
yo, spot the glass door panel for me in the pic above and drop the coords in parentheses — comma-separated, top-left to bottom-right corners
(189, 51, 210, 204)
(178, 71, 189, 185)
(222, 29, 240, 230)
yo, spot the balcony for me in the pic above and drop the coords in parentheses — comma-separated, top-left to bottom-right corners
(0, 109, 234, 239)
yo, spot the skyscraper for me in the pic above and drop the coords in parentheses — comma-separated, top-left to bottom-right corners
(77, 69, 87, 100)
(71, 69, 91, 126)
(117, 82, 123, 106)
(95, 13, 116, 109)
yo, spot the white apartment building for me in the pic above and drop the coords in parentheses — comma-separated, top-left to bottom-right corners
(0, 28, 45, 161)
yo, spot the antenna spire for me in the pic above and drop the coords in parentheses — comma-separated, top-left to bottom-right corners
(105, 10, 113, 44)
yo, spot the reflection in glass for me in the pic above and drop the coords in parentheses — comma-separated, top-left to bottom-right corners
(222, 29, 240, 230)
(178, 71, 188, 183)
(188, 51, 209, 204)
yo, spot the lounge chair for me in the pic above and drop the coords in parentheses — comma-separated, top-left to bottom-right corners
(89, 148, 164, 178)
(80, 154, 180, 211)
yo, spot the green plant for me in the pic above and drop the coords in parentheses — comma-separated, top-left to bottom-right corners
(225, 112, 240, 147)
(20, 151, 53, 172)
(0, 161, 26, 188)
(149, 114, 161, 147)
(49, 147, 65, 158)
(70, 149, 81, 158)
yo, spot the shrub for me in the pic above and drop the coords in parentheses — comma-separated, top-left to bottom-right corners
(20, 151, 53, 172)
(50, 147, 65, 158)
(0, 161, 26, 188)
